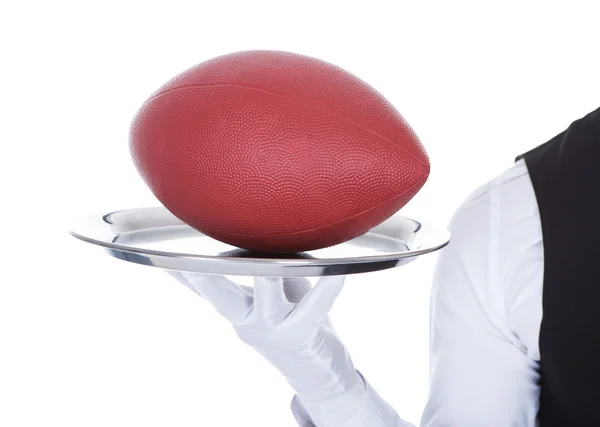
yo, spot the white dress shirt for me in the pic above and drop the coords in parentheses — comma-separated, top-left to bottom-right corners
(292, 159, 544, 426)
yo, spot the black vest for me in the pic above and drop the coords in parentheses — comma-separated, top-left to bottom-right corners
(516, 107, 600, 426)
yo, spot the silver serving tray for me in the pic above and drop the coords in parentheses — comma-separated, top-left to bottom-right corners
(69, 207, 450, 277)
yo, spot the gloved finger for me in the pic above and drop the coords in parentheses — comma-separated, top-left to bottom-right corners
(287, 275, 345, 327)
(167, 270, 254, 297)
(181, 272, 253, 323)
(167, 270, 206, 297)
(253, 277, 290, 318)
(282, 277, 312, 304)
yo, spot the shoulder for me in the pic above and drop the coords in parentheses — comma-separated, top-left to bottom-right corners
(448, 160, 536, 239)
(438, 160, 538, 280)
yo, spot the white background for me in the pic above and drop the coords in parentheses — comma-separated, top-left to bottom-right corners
(1, 1, 599, 426)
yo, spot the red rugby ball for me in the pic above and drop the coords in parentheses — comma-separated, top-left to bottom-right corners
(130, 50, 429, 253)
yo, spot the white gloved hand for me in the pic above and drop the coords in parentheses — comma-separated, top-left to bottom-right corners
(168, 271, 367, 426)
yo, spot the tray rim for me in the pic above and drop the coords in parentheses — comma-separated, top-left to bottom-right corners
(68, 207, 451, 266)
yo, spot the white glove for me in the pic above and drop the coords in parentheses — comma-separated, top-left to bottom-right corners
(168, 271, 368, 426)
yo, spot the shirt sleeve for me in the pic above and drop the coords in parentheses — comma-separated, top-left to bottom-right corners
(421, 161, 542, 426)
(291, 160, 543, 427)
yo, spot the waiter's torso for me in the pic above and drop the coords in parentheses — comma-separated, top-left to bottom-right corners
(517, 107, 600, 426)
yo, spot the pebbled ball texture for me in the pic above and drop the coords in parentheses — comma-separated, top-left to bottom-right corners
(130, 50, 430, 253)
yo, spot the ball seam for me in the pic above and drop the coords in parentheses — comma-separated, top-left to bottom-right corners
(143, 82, 429, 168)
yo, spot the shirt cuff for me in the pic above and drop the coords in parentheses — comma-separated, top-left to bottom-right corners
(290, 372, 414, 427)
